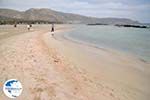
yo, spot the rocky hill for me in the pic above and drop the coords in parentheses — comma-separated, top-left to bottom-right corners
(0, 8, 140, 24)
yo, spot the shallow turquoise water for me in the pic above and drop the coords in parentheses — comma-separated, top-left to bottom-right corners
(65, 25, 150, 62)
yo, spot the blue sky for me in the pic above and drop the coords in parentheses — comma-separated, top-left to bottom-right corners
(0, 0, 150, 23)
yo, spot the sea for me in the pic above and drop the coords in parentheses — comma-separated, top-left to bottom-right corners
(64, 25, 150, 62)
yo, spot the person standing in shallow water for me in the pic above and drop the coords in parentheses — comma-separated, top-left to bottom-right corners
(51, 23, 55, 36)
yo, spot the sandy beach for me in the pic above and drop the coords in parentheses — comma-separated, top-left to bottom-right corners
(0, 24, 150, 100)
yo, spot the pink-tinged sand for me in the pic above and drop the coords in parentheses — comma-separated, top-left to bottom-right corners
(0, 25, 149, 100)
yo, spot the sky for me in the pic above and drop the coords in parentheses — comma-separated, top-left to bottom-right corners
(0, 0, 150, 23)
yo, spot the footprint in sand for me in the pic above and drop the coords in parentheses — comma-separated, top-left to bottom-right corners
(30, 78, 56, 100)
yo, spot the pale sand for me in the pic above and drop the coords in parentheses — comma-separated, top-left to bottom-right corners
(0, 25, 150, 100)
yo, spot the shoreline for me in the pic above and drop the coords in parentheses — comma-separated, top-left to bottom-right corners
(0, 24, 150, 100)
(53, 26, 150, 65)
(52, 25, 150, 76)
(43, 26, 150, 100)
(61, 29, 150, 63)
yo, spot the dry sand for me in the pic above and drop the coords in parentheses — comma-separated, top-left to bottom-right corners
(0, 25, 150, 100)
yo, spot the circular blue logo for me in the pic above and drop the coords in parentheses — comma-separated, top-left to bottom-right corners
(3, 79, 23, 98)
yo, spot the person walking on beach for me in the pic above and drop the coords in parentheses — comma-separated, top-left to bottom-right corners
(30, 24, 32, 28)
(27, 24, 30, 30)
(14, 24, 17, 28)
(51, 23, 55, 36)
(51, 23, 55, 32)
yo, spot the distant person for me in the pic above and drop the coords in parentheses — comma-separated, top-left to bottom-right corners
(51, 23, 55, 37)
(27, 24, 30, 30)
(51, 23, 55, 32)
(14, 24, 17, 28)
(30, 24, 32, 27)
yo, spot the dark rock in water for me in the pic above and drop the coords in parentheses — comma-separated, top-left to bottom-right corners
(115, 24, 148, 28)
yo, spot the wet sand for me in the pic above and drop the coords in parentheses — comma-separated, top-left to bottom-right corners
(0, 25, 150, 100)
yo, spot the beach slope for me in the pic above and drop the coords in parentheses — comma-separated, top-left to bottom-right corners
(0, 25, 149, 100)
